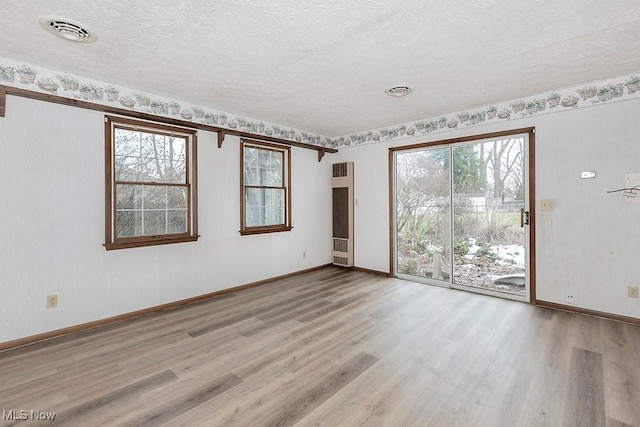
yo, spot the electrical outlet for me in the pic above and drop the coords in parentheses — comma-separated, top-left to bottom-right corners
(628, 286, 639, 299)
(565, 291, 577, 305)
(303, 250, 307, 259)
(46, 294, 58, 309)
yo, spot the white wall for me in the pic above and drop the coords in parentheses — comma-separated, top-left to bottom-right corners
(0, 96, 333, 343)
(334, 98, 640, 320)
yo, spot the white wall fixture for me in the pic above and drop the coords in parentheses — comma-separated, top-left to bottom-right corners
(332, 162, 354, 267)
(385, 86, 413, 97)
(39, 17, 98, 43)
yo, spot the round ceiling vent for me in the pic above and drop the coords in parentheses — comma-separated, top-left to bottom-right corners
(385, 86, 414, 97)
(39, 17, 97, 43)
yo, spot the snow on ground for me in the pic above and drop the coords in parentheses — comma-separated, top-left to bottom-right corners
(464, 238, 525, 268)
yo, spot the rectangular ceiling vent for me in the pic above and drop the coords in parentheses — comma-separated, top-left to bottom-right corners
(332, 162, 354, 267)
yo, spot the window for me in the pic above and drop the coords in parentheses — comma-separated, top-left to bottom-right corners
(104, 116, 198, 250)
(241, 139, 292, 235)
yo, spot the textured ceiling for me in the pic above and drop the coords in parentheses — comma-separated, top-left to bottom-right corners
(1, 0, 639, 136)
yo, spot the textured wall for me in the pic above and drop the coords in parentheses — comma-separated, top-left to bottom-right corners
(335, 97, 640, 319)
(0, 96, 332, 343)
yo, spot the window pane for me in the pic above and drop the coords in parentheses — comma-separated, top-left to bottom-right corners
(144, 186, 167, 209)
(114, 128, 186, 184)
(245, 206, 261, 227)
(116, 184, 143, 209)
(168, 210, 187, 233)
(167, 186, 188, 209)
(158, 135, 187, 183)
(115, 184, 188, 238)
(266, 151, 283, 186)
(167, 137, 187, 162)
(265, 206, 284, 225)
(114, 155, 140, 181)
(166, 160, 186, 183)
(143, 211, 167, 235)
(137, 155, 162, 182)
(244, 187, 285, 227)
(139, 132, 157, 160)
(244, 169, 259, 186)
(256, 149, 283, 187)
(244, 147, 259, 185)
(245, 187, 260, 208)
(258, 149, 270, 168)
(116, 211, 142, 238)
(114, 129, 140, 157)
(138, 133, 161, 182)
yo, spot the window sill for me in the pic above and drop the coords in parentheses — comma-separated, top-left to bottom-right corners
(239, 226, 293, 236)
(104, 235, 200, 250)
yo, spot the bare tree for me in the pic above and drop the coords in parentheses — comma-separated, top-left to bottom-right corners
(396, 150, 448, 251)
(482, 137, 525, 202)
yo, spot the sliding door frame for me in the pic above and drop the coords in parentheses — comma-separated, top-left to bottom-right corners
(388, 127, 536, 303)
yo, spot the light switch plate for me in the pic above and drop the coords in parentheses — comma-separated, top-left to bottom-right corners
(541, 199, 555, 210)
(580, 171, 596, 179)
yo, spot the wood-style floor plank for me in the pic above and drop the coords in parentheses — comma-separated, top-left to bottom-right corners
(563, 347, 606, 427)
(128, 372, 242, 426)
(0, 267, 639, 426)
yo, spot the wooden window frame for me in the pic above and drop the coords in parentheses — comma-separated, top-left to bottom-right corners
(240, 139, 292, 235)
(104, 115, 199, 250)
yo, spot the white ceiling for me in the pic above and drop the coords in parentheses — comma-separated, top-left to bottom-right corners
(1, 1, 640, 137)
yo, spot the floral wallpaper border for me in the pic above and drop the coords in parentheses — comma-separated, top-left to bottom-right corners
(1, 56, 639, 150)
(335, 73, 640, 148)
(0, 56, 333, 147)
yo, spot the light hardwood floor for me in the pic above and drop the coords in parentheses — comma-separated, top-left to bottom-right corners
(1, 267, 639, 426)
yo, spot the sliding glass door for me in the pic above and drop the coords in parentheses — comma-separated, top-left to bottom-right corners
(395, 148, 451, 286)
(393, 130, 531, 301)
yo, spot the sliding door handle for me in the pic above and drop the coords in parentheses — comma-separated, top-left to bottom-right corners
(520, 208, 530, 227)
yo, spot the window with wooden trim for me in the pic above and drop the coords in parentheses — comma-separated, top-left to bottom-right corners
(104, 116, 198, 250)
(241, 139, 292, 235)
